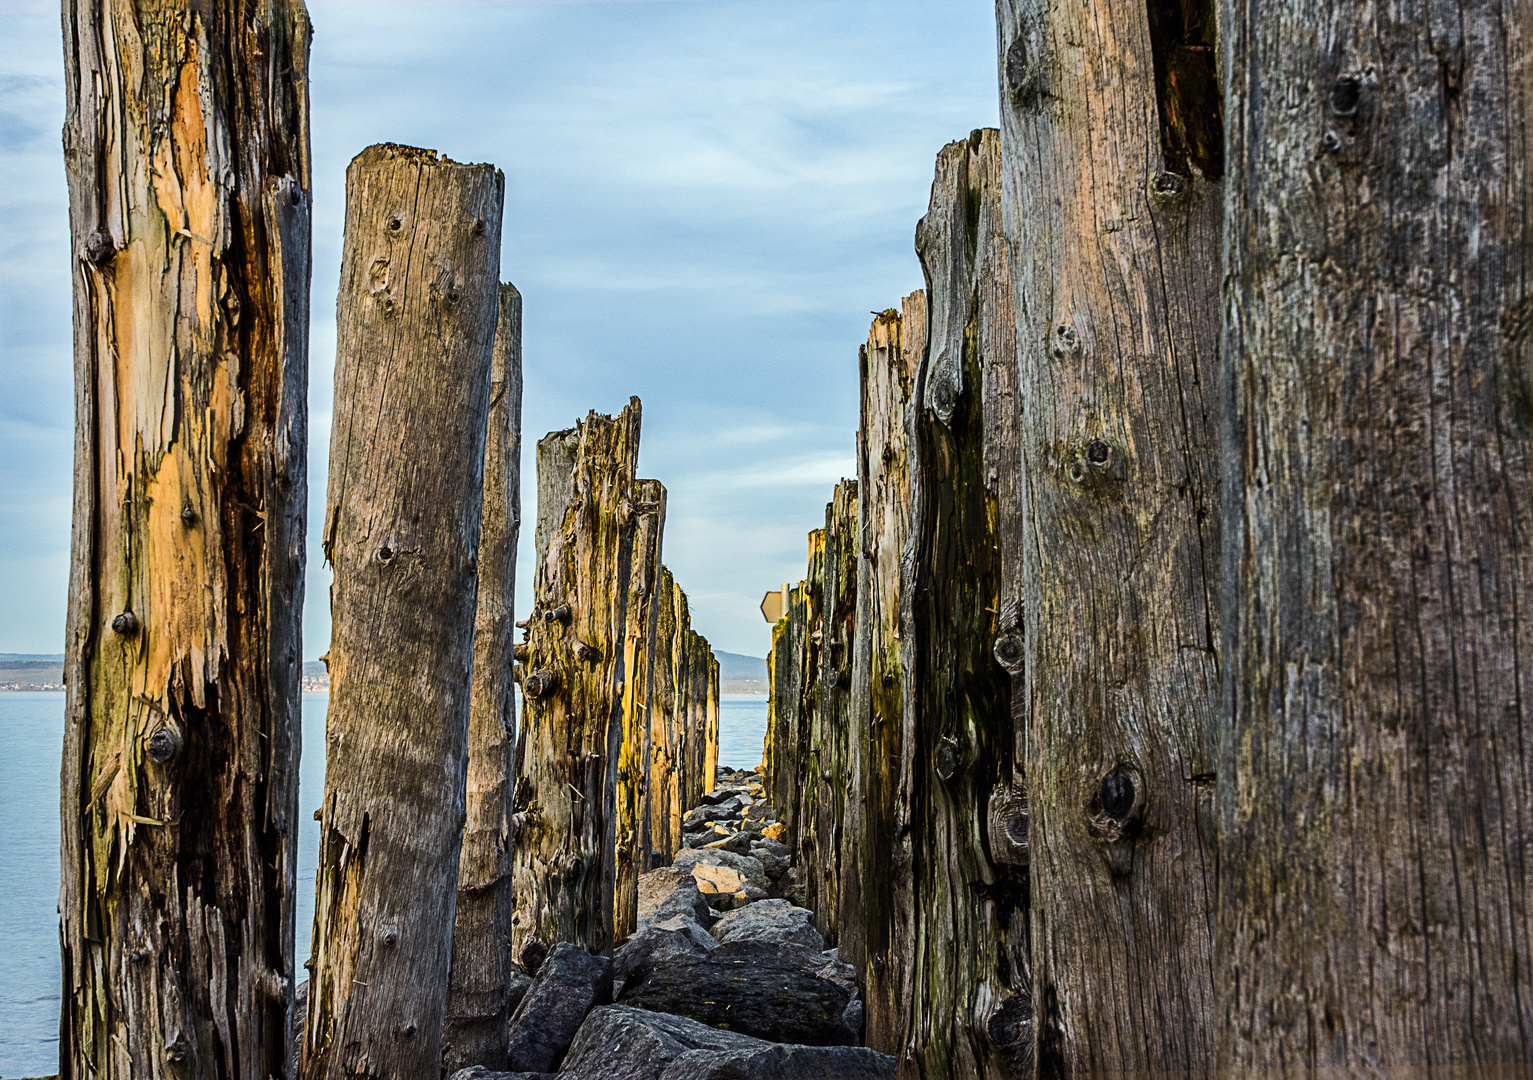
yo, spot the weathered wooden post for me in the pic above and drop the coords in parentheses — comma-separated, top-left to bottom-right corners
(1218, 0, 1533, 1064)
(812, 481, 857, 946)
(613, 478, 666, 939)
(649, 565, 682, 860)
(443, 283, 523, 1073)
(510, 401, 643, 960)
(59, 3, 311, 1076)
(887, 132, 1027, 1077)
(304, 144, 503, 1080)
(841, 298, 922, 1054)
(996, 0, 1225, 1065)
(765, 532, 823, 895)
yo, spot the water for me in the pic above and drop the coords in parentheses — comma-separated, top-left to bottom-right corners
(0, 689, 768, 1077)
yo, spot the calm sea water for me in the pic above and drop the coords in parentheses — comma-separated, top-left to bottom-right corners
(0, 690, 767, 1077)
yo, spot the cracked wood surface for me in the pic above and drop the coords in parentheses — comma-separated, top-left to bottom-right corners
(996, 0, 1224, 1067)
(443, 283, 523, 1074)
(1219, 0, 1533, 1064)
(60, 3, 312, 1077)
(304, 143, 503, 1080)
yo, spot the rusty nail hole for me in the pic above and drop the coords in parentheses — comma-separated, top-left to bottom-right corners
(112, 611, 139, 635)
(1099, 767, 1136, 821)
(881, 671, 894, 686)
(181, 505, 197, 524)
(379, 546, 393, 561)
(388, 217, 402, 232)
(1068, 460, 1087, 483)
(1330, 76, 1361, 116)
(1322, 130, 1343, 154)
(383, 931, 398, 947)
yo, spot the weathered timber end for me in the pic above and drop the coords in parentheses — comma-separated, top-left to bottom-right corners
(305, 143, 504, 1080)
(59, 4, 312, 1078)
(511, 403, 720, 961)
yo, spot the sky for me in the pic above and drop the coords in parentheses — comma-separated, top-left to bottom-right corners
(0, 0, 1001, 660)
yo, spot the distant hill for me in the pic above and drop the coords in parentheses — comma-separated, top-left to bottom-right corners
(713, 651, 766, 681)
(0, 653, 65, 667)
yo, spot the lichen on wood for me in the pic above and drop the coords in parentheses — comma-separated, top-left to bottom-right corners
(60, 3, 312, 1077)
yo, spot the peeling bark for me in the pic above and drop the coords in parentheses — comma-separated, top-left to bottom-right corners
(443, 284, 523, 1073)
(1219, 0, 1533, 1064)
(304, 144, 503, 1080)
(60, 3, 311, 1077)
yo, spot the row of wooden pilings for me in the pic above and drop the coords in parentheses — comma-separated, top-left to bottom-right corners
(763, 130, 1031, 1077)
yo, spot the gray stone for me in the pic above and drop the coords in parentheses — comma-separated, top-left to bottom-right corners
(613, 915, 718, 997)
(699, 788, 738, 806)
(701, 830, 753, 856)
(658, 1044, 896, 1079)
(617, 953, 852, 1046)
(683, 805, 715, 832)
(637, 866, 715, 929)
(752, 836, 790, 859)
(506, 970, 533, 1017)
(749, 845, 790, 880)
(447, 1070, 553, 1080)
(708, 939, 854, 996)
(689, 824, 734, 847)
(505, 942, 613, 1073)
(559, 1005, 768, 1080)
(673, 847, 770, 897)
(710, 899, 826, 952)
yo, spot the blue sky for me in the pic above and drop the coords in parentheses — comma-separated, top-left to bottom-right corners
(0, 0, 1000, 659)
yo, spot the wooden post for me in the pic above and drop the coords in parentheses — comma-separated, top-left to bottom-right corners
(1218, 0, 1533, 1063)
(614, 478, 666, 940)
(767, 532, 824, 898)
(304, 144, 503, 1080)
(443, 283, 523, 1072)
(702, 646, 719, 795)
(59, 3, 311, 1077)
(649, 565, 682, 861)
(633, 482, 668, 872)
(887, 131, 1027, 1078)
(812, 481, 858, 946)
(841, 298, 922, 1054)
(996, 0, 1225, 1065)
(510, 401, 643, 960)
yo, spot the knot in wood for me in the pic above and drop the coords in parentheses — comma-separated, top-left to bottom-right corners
(935, 735, 962, 783)
(1330, 76, 1361, 116)
(513, 643, 530, 663)
(1087, 763, 1146, 847)
(146, 727, 180, 764)
(881, 671, 895, 686)
(572, 640, 601, 664)
(83, 229, 116, 266)
(1051, 323, 1080, 358)
(111, 611, 139, 636)
(523, 669, 557, 699)
(993, 633, 1024, 672)
(1086, 440, 1112, 467)
(1151, 171, 1186, 198)
(520, 939, 548, 977)
(180, 505, 198, 524)
(988, 785, 1030, 867)
(544, 605, 570, 624)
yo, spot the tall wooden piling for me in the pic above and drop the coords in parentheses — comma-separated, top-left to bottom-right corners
(304, 144, 504, 1080)
(649, 565, 683, 861)
(59, 3, 312, 1076)
(841, 297, 922, 1053)
(811, 481, 857, 946)
(510, 401, 644, 960)
(443, 284, 523, 1073)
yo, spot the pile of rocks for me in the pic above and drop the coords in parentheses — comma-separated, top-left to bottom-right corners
(450, 766, 891, 1080)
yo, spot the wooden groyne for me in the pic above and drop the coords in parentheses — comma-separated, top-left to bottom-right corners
(510, 400, 720, 965)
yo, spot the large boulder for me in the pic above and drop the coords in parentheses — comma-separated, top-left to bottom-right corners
(699, 788, 739, 806)
(710, 899, 826, 952)
(657, 1045, 896, 1079)
(673, 848, 771, 908)
(701, 830, 753, 856)
(613, 915, 718, 997)
(682, 805, 715, 832)
(505, 970, 533, 1016)
(504, 942, 613, 1072)
(558, 1005, 768, 1080)
(637, 866, 714, 929)
(674, 849, 769, 891)
(617, 953, 851, 1046)
(688, 824, 735, 848)
(748, 843, 790, 881)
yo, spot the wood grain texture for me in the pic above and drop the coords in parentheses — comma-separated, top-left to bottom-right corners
(895, 131, 1027, 1079)
(59, 3, 311, 1077)
(443, 283, 523, 1073)
(813, 481, 858, 947)
(843, 299, 923, 1057)
(510, 401, 643, 960)
(304, 143, 503, 1080)
(996, 0, 1224, 1067)
(633, 482, 669, 872)
(1218, 0, 1533, 1064)
(649, 564, 683, 861)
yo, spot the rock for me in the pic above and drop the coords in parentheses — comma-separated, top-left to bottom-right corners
(840, 998, 865, 1044)
(682, 806, 715, 832)
(749, 845, 790, 880)
(506, 970, 533, 1016)
(708, 938, 854, 997)
(617, 953, 852, 1046)
(699, 788, 737, 806)
(761, 822, 787, 843)
(673, 848, 770, 894)
(658, 1044, 896, 1079)
(701, 830, 753, 856)
(637, 867, 715, 929)
(742, 801, 776, 825)
(613, 915, 718, 996)
(447, 1070, 553, 1080)
(710, 899, 827, 952)
(752, 836, 790, 858)
(689, 824, 734, 847)
(505, 942, 613, 1072)
(559, 1005, 769, 1080)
